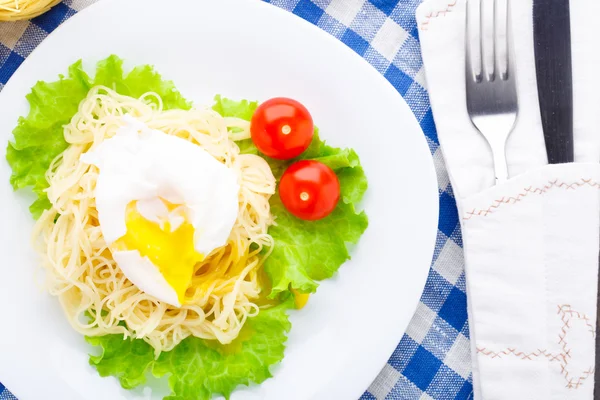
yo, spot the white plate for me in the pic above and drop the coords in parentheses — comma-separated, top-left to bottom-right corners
(0, 0, 438, 399)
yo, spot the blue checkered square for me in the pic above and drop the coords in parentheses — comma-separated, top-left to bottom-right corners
(359, 392, 377, 400)
(370, 0, 397, 16)
(384, 63, 413, 95)
(403, 347, 443, 390)
(439, 192, 459, 237)
(421, 109, 439, 144)
(294, 0, 324, 24)
(457, 381, 474, 399)
(0, 52, 24, 85)
(32, 2, 71, 32)
(0, 1, 471, 399)
(439, 288, 468, 331)
(341, 29, 370, 56)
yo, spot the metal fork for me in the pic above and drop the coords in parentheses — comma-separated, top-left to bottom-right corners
(465, 0, 518, 184)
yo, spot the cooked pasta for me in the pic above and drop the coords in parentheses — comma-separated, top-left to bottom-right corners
(33, 86, 276, 354)
(0, 0, 61, 21)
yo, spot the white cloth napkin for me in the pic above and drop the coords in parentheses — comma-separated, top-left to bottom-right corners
(416, 0, 600, 399)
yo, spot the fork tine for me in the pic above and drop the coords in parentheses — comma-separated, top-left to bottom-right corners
(496, 0, 509, 80)
(466, 0, 483, 83)
(482, 0, 495, 81)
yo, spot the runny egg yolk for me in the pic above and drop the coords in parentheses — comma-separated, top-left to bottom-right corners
(115, 200, 204, 304)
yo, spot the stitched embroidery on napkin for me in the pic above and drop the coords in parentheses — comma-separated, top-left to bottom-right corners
(419, 0, 458, 31)
(476, 305, 595, 390)
(463, 178, 600, 220)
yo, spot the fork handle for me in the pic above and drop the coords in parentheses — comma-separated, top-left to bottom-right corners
(490, 141, 509, 183)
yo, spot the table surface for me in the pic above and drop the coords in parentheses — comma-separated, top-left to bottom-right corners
(0, 1, 472, 399)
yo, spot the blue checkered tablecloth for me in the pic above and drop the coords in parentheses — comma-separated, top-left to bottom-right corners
(0, 1, 472, 399)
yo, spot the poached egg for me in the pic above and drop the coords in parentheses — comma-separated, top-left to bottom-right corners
(81, 116, 240, 307)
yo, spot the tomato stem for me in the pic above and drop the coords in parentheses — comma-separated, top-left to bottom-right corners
(300, 192, 310, 201)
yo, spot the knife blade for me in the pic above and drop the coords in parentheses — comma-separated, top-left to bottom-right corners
(533, 0, 574, 164)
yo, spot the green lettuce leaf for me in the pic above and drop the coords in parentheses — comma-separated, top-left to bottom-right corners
(6, 61, 91, 218)
(87, 301, 292, 400)
(86, 333, 155, 390)
(6, 55, 190, 218)
(212, 96, 369, 295)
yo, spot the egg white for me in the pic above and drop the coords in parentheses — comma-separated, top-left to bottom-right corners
(80, 116, 240, 306)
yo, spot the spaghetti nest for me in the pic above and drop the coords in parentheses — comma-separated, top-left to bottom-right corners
(0, 0, 61, 21)
(33, 86, 276, 354)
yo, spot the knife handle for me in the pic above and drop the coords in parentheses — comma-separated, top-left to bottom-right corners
(533, 0, 575, 164)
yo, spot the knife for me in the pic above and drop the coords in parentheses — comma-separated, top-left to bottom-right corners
(534, 2, 600, 395)
(533, 0, 574, 164)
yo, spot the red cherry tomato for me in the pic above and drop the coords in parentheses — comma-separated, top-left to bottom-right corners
(279, 160, 340, 221)
(250, 97, 314, 160)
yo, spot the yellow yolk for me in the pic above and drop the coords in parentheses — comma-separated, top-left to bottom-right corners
(292, 289, 310, 309)
(115, 201, 204, 304)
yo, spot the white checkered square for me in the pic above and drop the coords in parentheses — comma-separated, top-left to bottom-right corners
(371, 18, 408, 61)
(0, 21, 29, 50)
(414, 66, 427, 89)
(268, 0, 301, 11)
(363, 46, 392, 74)
(444, 333, 472, 379)
(392, 34, 422, 78)
(405, 302, 436, 343)
(63, 0, 97, 11)
(421, 393, 435, 400)
(433, 148, 451, 192)
(349, 2, 387, 42)
(405, 82, 429, 120)
(13, 24, 46, 58)
(325, 0, 365, 26)
(367, 363, 401, 400)
(433, 240, 464, 285)
(0, 43, 10, 65)
(317, 13, 347, 39)
(425, 136, 439, 157)
(311, 0, 332, 8)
